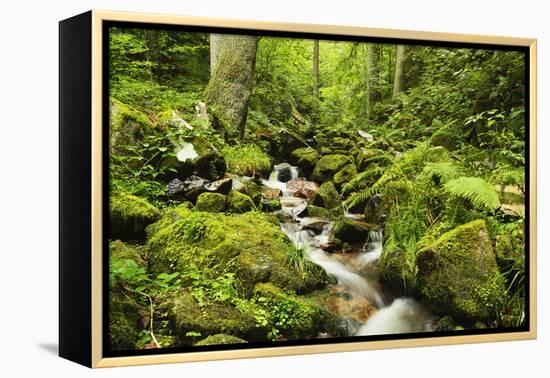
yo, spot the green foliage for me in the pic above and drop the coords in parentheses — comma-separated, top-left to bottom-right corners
(444, 177, 500, 211)
(222, 144, 272, 176)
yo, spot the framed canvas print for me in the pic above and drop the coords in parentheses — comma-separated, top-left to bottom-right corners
(59, 10, 537, 368)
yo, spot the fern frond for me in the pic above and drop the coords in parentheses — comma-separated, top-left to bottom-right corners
(444, 176, 500, 210)
(422, 161, 463, 183)
(342, 166, 384, 194)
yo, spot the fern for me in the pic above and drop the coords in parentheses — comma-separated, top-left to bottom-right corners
(342, 166, 384, 194)
(421, 161, 463, 183)
(444, 177, 500, 211)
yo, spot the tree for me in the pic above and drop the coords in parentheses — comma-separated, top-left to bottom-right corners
(366, 43, 381, 119)
(312, 39, 320, 120)
(209, 34, 223, 76)
(393, 45, 409, 98)
(204, 34, 260, 139)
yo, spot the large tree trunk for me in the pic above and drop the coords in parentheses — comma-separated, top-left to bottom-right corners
(209, 34, 223, 76)
(393, 45, 408, 98)
(366, 43, 381, 119)
(312, 39, 320, 120)
(204, 35, 259, 139)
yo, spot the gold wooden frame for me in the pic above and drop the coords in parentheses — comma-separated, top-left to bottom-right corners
(89, 10, 537, 368)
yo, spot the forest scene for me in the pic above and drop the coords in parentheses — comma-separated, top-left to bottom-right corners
(107, 26, 527, 352)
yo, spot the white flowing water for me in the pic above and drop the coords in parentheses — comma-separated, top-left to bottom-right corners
(357, 298, 434, 335)
(264, 164, 434, 336)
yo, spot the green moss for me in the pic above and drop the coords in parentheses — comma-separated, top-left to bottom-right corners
(110, 99, 152, 151)
(311, 154, 354, 182)
(242, 180, 263, 205)
(147, 211, 326, 297)
(306, 205, 331, 219)
(109, 240, 146, 264)
(430, 124, 460, 151)
(110, 193, 161, 240)
(196, 192, 226, 213)
(290, 147, 319, 175)
(167, 291, 260, 345)
(194, 333, 247, 346)
(312, 182, 341, 210)
(416, 219, 506, 322)
(109, 291, 141, 351)
(252, 283, 334, 340)
(144, 202, 193, 239)
(332, 219, 374, 244)
(378, 249, 416, 296)
(222, 144, 272, 177)
(333, 163, 358, 187)
(226, 190, 257, 213)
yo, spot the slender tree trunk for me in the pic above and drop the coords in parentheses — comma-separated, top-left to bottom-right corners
(366, 43, 381, 119)
(312, 39, 320, 120)
(209, 34, 223, 76)
(393, 45, 408, 98)
(204, 34, 260, 140)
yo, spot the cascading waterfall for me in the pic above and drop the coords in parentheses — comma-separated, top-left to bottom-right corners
(265, 163, 434, 336)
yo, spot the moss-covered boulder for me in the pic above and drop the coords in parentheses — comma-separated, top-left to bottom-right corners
(166, 291, 262, 345)
(252, 283, 341, 340)
(109, 291, 142, 351)
(194, 334, 247, 346)
(147, 209, 327, 297)
(290, 147, 319, 176)
(226, 190, 256, 213)
(363, 194, 390, 224)
(307, 205, 331, 219)
(416, 220, 506, 322)
(109, 99, 154, 156)
(333, 163, 357, 188)
(110, 193, 161, 240)
(312, 182, 341, 210)
(332, 219, 374, 244)
(241, 180, 263, 205)
(196, 192, 226, 213)
(311, 154, 354, 183)
(109, 240, 145, 263)
(378, 249, 416, 297)
(430, 124, 459, 151)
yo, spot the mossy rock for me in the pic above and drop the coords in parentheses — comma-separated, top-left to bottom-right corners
(260, 198, 282, 212)
(416, 220, 506, 322)
(194, 334, 247, 346)
(311, 154, 354, 182)
(312, 182, 341, 210)
(307, 205, 331, 219)
(252, 283, 340, 340)
(109, 290, 142, 351)
(109, 98, 155, 156)
(144, 202, 193, 239)
(110, 193, 161, 241)
(378, 249, 416, 297)
(226, 190, 256, 213)
(430, 124, 460, 151)
(332, 219, 374, 244)
(109, 240, 146, 264)
(333, 163, 357, 187)
(363, 194, 390, 224)
(290, 147, 319, 176)
(166, 291, 262, 345)
(196, 192, 226, 213)
(242, 180, 263, 205)
(147, 209, 327, 298)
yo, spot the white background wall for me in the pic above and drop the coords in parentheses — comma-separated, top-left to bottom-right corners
(0, 0, 547, 376)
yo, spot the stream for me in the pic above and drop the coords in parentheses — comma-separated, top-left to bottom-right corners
(262, 163, 436, 337)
